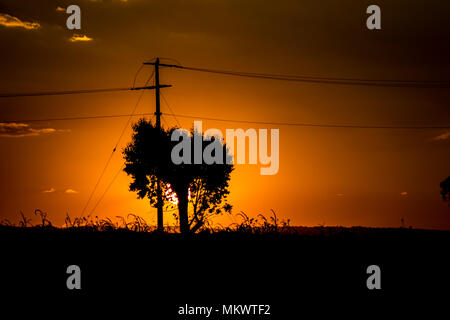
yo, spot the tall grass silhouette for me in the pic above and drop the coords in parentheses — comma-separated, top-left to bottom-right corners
(0, 209, 290, 234)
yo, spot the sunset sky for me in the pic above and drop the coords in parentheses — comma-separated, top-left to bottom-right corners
(0, 0, 449, 229)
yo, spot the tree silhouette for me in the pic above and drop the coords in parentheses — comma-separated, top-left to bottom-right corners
(440, 177, 450, 204)
(123, 119, 233, 233)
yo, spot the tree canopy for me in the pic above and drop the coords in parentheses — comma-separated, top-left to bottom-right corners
(123, 119, 233, 233)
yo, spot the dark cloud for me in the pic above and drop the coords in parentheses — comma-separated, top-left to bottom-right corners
(1, 0, 450, 77)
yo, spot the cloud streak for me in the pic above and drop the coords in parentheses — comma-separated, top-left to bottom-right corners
(0, 13, 40, 30)
(42, 187, 56, 193)
(0, 123, 67, 137)
(69, 34, 93, 42)
(433, 131, 450, 141)
(41, 188, 79, 194)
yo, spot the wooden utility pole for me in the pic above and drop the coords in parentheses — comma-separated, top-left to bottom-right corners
(143, 58, 179, 231)
(154, 58, 163, 231)
(154, 58, 162, 130)
(143, 58, 174, 231)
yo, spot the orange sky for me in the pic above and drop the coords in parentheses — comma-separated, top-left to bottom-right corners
(0, 0, 449, 229)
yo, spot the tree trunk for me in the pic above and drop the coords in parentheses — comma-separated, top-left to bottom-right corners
(177, 189, 189, 234)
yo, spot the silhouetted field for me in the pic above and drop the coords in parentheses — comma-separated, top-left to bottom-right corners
(1, 220, 448, 238)
(1, 213, 449, 317)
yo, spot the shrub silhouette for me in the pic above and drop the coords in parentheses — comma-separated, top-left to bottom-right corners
(123, 119, 233, 233)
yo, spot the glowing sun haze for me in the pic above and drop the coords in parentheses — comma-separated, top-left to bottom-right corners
(0, 0, 449, 229)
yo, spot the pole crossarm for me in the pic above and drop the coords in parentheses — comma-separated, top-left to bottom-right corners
(143, 62, 183, 69)
(132, 85, 172, 90)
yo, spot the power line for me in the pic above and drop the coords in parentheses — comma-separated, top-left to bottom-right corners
(2, 111, 448, 129)
(131, 57, 158, 89)
(80, 148, 116, 217)
(0, 85, 170, 98)
(162, 113, 450, 129)
(161, 114, 168, 127)
(88, 115, 156, 216)
(153, 62, 450, 88)
(115, 70, 155, 149)
(0, 113, 155, 124)
(1, 62, 448, 100)
(89, 166, 123, 216)
(2, 111, 449, 129)
(1, 61, 449, 100)
(180, 66, 450, 84)
(81, 71, 155, 217)
(160, 91, 181, 127)
(180, 67, 450, 88)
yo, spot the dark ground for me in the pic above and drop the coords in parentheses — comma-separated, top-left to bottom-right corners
(0, 226, 449, 318)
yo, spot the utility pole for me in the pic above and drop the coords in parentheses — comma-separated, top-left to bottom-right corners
(154, 58, 163, 231)
(155, 58, 162, 129)
(143, 58, 176, 231)
(143, 58, 179, 231)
